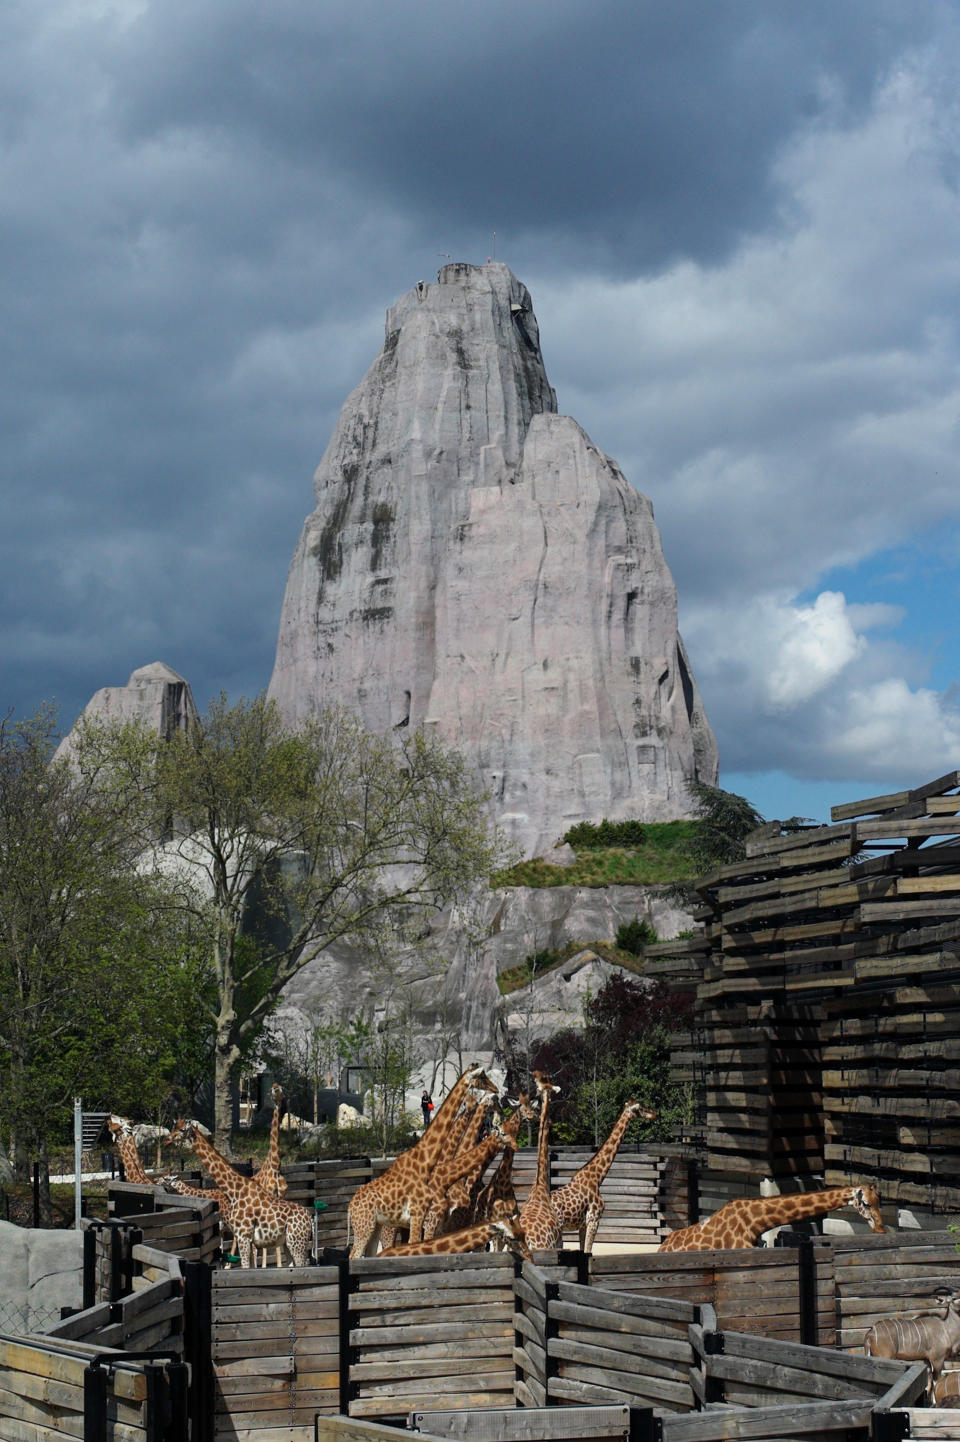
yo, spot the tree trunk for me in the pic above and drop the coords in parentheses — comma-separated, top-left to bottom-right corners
(38, 1140, 52, 1228)
(214, 1040, 236, 1157)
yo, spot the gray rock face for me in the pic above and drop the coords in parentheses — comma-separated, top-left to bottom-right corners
(279, 880, 692, 1055)
(270, 262, 716, 858)
(56, 662, 197, 759)
(0, 1221, 82, 1333)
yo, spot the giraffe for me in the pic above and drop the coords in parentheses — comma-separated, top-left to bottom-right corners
(475, 1094, 539, 1251)
(106, 1115, 153, 1185)
(553, 1100, 657, 1253)
(168, 1118, 314, 1267)
(452, 1090, 533, 1228)
(518, 1071, 564, 1250)
(378, 1073, 502, 1250)
(252, 1083, 288, 1198)
(346, 1063, 489, 1256)
(378, 1213, 533, 1261)
(420, 1115, 516, 1239)
(658, 1182, 886, 1251)
(160, 1173, 238, 1258)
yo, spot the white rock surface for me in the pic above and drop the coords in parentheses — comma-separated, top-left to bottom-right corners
(0, 1221, 82, 1333)
(269, 262, 716, 858)
(55, 661, 197, 759)
(280, 881, 693, 1053)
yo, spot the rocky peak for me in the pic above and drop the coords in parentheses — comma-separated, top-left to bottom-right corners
(269, 262, 717, 857)
(55, 662, 197, 760)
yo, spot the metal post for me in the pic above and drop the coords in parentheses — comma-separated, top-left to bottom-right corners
(74, 1096, 83, 1228)
(182, 1260, 213, 1442)
(83, 1357, 109, 1442)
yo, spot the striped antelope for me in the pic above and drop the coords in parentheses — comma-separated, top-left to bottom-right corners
(933, 1369, 960, 1407)
(863, 1291, 960, 1396)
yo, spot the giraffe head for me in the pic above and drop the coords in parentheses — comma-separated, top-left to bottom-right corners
(492, 1215, 533, 1261)
(624, 1100, 657, 1126)
(847, 1182, 886, 1232)
(107, 1114, 133, 1141)
(505, 1092, 539, 1121)
(531, 1070, 560, 1097)
(167, 1117, 211, 1148)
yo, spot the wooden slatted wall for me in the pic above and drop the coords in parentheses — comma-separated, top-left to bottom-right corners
(211, 1265, 341, 1439)
(588, 1248, 837, 1346)
(663, 770, 960, 1207)
(347, 1253, 518, 1418)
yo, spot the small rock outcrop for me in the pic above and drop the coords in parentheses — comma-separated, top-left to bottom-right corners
(55, 662, 197, 759)
(269, 262, 716, 858)
(0, 1222, 82, 1332)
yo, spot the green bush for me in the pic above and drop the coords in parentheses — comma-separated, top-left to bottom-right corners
(564, 818, 647, 849)
(615, 915, 658, 955)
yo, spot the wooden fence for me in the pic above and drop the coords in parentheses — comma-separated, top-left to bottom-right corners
(658, 771, 960, 1210)
(4, 1182, 958, 1439)
(346, 1251, 520, 1418)
(831, 1230, 960, 1351)
(211, 1265, 341, 1439)
(0, 1330, 189, 1440)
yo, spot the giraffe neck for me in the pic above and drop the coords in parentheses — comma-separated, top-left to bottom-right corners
(455, 1096, 492, 1155)
(573, 1106, 635, 1189)
(188, 1128, 250, 1202)
(266, 1091, 281, 1172)
(116, 1134, 149, 1184)
(487, 1142, 516, 1194)
(404, 1070, 479, 1172)
(759, 1186, 857, 1228)
(534, 1086, 552, 1192)
(437, 1127, 508, 1191)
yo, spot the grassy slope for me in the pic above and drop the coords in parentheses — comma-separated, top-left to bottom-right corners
(492, 819, 700, 889)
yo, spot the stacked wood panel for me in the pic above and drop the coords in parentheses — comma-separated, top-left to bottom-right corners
(547, 1279, 695, 1413)
(588, 1248, 837, 1346)
(211, 1265, 341, 1438)
(348, 1252, 518, 1418)
(830, 1230, 960, 1352)
(0, 1333, 188, 1439)
(671, 771, 960, 1211)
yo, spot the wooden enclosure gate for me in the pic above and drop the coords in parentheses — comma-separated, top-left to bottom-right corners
(210, 1265, 341, 1438)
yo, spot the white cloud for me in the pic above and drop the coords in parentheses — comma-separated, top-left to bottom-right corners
(685, 589, 960, 785)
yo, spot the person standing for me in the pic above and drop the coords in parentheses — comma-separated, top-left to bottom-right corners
(421, 1089, 434, 1127)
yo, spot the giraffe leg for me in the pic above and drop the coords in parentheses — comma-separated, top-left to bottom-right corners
(237, 1233, 253, 1268)
(582, 1202, 603, 1254)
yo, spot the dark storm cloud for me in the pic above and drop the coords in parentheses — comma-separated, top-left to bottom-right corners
(104, 0, 928, 274)
(2, 0, 958, 815)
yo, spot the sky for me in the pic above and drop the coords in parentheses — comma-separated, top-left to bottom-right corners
(3, 0, 959, 827)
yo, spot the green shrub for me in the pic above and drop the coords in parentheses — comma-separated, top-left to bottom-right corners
(564, 818, 647, 849)
(615, 915, 658, 955)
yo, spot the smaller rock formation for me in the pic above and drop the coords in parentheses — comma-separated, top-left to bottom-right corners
(55, 662, 197, 759)
(0, 1221, 82, 1332)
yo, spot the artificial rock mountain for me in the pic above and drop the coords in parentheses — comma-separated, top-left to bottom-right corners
(270, 263, 716, 856)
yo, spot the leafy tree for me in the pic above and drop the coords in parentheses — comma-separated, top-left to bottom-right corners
(615, 915, 658, 955)
(685, 781, 764, 873)
(510, 974, 694, 1147)
(78, 694, 503, 1150)
(0, 706, 211, 1217)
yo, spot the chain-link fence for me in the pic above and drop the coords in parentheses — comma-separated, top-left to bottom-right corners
(0, 1293, 66, 1335)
